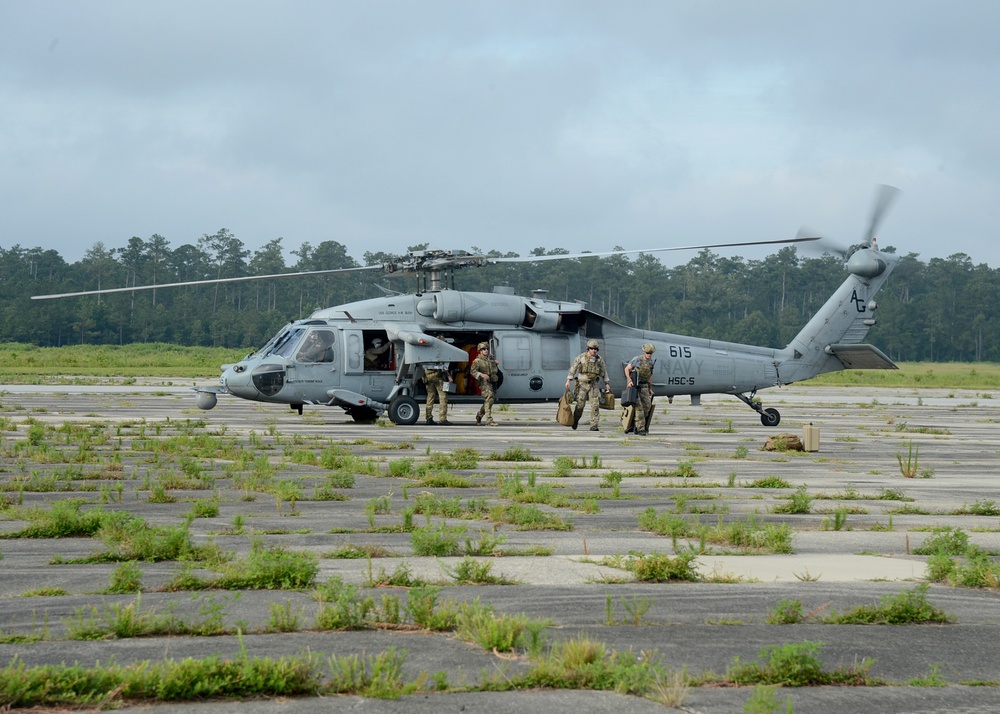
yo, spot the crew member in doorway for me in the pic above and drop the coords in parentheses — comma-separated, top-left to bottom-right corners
(364, 338, 390, 370)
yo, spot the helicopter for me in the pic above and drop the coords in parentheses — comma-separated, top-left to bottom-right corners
(32, 187, 901, 428)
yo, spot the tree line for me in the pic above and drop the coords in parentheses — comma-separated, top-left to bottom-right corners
(1, 229, 996, 362)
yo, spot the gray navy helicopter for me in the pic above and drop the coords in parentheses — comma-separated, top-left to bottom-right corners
(33, 186, 901, 427)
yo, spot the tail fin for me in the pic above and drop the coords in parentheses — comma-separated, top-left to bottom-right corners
(777, 246, 899, 384)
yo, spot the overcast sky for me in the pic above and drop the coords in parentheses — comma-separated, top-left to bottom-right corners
(3, 1, 999, 270)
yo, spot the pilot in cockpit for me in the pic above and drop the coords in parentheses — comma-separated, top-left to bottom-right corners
(297, 331, 334, 363)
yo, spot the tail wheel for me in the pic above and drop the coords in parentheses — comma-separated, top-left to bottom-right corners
(760, 407, 781, 427)
(388, 395, 419, 425)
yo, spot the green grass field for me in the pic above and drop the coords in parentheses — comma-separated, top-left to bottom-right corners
(0, 343, 244, 381)
(809, 362, 1000, 390)
(1, 343, 999, 389)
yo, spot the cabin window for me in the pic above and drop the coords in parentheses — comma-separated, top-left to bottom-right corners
(541, 335, 570, 370)
(501, 336, 531, 370)
(347, 333, 363, 371)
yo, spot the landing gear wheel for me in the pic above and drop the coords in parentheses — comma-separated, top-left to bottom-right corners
(760, 407, 781, 427)
(349, 406, 378, 423)
(388, 395, 419, 425)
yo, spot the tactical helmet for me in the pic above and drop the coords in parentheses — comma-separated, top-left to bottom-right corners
(587, 339, 600, 349)
(642, 343, 655, 354)
(372, 338, 383, 347)
(477, 342, 489, 351)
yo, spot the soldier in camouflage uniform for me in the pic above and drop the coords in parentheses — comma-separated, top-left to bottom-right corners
(470, 342, 499, 426)
(421, 360, 452, 425)
(624, 343, 656, 435)
(565, 339, 611, 431)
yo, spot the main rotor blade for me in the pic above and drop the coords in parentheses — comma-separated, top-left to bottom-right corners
(798, 226, 850, 259)
(31, 264, 383, 300)
(491, 236, 820, 264)
(865, 184, 901, 243)
(32, 235, 822, 299)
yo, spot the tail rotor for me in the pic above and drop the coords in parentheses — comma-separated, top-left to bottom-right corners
(864, 184, 901, 245)
(801, 184, 901, 259)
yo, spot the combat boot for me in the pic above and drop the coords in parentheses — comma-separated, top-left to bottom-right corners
(425, 418, 436, 426)
(589, 425, 599, 431)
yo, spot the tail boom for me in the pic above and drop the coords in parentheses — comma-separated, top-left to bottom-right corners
(777, 247, 899, 385)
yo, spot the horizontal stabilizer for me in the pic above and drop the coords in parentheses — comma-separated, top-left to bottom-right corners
(826, 343, 898, 370)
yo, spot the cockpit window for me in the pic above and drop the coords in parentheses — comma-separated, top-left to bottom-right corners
(247, 327, 288, 359)
(295, 329, 336, 364)
(269, 328, 306, 358)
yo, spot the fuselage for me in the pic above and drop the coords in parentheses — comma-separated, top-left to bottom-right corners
(209, 243, 899, 421)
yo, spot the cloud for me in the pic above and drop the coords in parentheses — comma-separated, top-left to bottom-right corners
(1, 1, 998, 266)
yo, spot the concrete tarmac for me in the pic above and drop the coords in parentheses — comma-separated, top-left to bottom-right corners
(2, 382, 1000, 712)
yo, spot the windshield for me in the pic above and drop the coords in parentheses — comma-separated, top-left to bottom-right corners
(246, 326, 291, 359)
(267, 328, 307, 358)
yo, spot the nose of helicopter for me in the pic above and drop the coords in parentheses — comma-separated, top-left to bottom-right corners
(221, 362, 260, 400)
(222, 358, 287, 401)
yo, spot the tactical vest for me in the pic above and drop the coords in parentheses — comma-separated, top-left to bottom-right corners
(472, 357, 495, 384)
(579, 357, 603, 377)
(635, 360, 653, 382)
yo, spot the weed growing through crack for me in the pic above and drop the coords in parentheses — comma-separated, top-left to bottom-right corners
(105, 561, 143, 594)
(442, 557, 518, 585)
(488, 445, 539, 462)
(64, 593, 234, 639)
(746, 475, 791, 489)
(925, 539, 1000, 589)
(953, 500, 1000, 516)
(823, 585, 952, 624)
(626, 551, 701, 583)
(362, 561, 426, 588)
(766, 599, 806, 624)
(772, 485, 812, 514)
(410, 522, 467, 556)
(405, 586, 462, 631)
(914, 528, 970, 556)
(214, 541, 319, 590)
(267, 600, 305, 632)
(599, 471, 623, 498)
(897, 442, 920, 477)
(619, 594, 654, 625)
(725, 640, 878, 686)
(742, 685, 793, 713)
(821, 507, 849, 531)
(455, 603, 549, 653)
(908, 663, 948, 687)
(768, 586, 951, 626)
